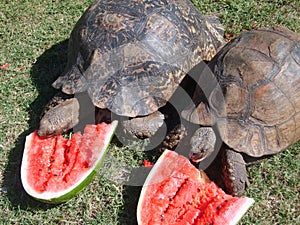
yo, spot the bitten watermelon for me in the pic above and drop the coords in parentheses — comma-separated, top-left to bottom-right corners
(21, 121, 118, 203)
(137, 150, 254, 225)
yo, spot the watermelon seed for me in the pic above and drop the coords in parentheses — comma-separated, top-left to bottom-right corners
(216, 199, 229, 211)
(161, 214, 165, 221)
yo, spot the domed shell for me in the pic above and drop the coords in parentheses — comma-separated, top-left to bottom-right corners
(186, 26, 300, 157)
(52, 0, 225, 117)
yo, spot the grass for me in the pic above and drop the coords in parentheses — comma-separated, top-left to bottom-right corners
(0, 0, 299, 224)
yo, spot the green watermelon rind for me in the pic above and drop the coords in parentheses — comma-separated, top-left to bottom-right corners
(137, 150, 185, 224)
(20, 121, 118, 204)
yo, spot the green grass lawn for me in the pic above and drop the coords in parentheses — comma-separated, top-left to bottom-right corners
(0, 0, 299, 224)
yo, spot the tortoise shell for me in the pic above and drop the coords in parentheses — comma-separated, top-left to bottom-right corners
(52, 0, 225, 117)
(185, 26, 300, 157)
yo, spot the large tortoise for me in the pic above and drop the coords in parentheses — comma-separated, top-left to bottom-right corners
(38, 0, 225, 138)
(182, 26, 300, 195)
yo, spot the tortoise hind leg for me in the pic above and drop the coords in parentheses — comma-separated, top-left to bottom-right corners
(221, 148, 250, 196)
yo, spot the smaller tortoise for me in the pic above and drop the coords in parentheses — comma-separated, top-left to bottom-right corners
(182, 26, 300, 196)
(38, 0, 225, 139)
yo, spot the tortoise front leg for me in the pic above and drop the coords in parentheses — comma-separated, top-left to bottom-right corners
(121, 111, 165, 139)
(221, 148, 250, 196)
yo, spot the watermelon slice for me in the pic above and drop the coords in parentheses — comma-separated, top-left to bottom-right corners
(21, 121, 118, 203)
(137, 150, 254, 225)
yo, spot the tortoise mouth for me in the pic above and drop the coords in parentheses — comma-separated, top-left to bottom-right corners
(189, 152, 204, 163)
(37, 126, 62, 138)
(37, 129, 47, 137)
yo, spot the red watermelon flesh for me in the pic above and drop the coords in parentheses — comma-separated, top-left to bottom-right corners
(21, 121, 117, 203)
(137, 150, 254, 225)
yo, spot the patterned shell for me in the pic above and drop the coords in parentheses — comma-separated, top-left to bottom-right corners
(52, 0, 225, 117)
(187, 26, 300, 157)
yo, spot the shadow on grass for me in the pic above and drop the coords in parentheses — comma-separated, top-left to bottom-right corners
(118, 185, 141, 225)
(3, 40, 69, 209)
(2, 39, 154, 223)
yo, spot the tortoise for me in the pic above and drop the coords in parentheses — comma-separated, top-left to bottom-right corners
(182, 26, 300, 196)
(38, 0, 225, 138)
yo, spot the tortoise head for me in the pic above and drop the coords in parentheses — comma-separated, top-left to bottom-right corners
(189, 127, 216, 162)
(38, 98, 80, 137)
